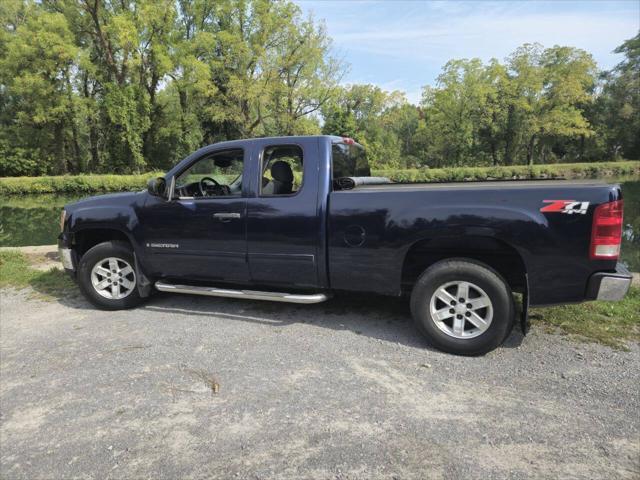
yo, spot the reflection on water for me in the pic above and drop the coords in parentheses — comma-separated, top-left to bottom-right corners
(1, 178, 639, 271)
(1, 194, 80, 248)
(620, 179, 640, 271)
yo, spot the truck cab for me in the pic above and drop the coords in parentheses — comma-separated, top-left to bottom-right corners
(140, 136, 343, 290)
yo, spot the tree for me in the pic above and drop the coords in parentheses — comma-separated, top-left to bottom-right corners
(321, 84, 406, 167)
(506, 44, 597, 164)
(419, 59, 492, 166)
(269, 13, 342, 135)
(0, 0, 345, 175)
(413, 45, 598, 168)
(590, 33, 640, 160)
(0, 3, 636, 176)
(322, 108, 357, 138)
(0, 4, 79, 175)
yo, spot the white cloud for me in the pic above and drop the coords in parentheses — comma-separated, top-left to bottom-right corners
(330, 10, 638, 67)
(296, 0, 639, 100)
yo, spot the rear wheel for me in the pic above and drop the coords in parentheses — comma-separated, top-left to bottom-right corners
(410, 259, 515, 355)
(77, 241, 143, 310)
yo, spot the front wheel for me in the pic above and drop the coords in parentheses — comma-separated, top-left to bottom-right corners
(77, 241, 144, 310)
(410, 259, 515, 356)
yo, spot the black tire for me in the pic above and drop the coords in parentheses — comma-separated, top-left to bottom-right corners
(77, 241, 144, 310)
(410, 258, 515, 356)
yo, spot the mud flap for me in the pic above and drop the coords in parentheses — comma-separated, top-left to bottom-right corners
(134, 253, 152, 298)
(520, 273, 530, 334)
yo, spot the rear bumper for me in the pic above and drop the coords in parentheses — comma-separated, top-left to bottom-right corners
(586, 264, 632, 301)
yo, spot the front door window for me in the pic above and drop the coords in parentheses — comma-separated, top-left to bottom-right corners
(175, 149, 244, 198)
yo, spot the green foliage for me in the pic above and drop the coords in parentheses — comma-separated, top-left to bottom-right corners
(0, 3, 80, 174)
(587, 34, 640, 161)
(322, 37, 637, 170)
(1, 162, 636, 195)
(0, 3, 638, 175)
(0, 0, 342, 176)
(322, 108, 357, 138)
(321, 84, 407, 168)
(373, 161, 640, 183)
(0, 173, 162, 194)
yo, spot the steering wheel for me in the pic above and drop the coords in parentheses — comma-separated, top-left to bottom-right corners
(199, 176, 220, 196)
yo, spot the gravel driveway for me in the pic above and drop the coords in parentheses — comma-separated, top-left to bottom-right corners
(1, 288, 638, 479)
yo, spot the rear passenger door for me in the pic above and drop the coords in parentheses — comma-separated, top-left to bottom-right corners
(246, 138, 321, 288)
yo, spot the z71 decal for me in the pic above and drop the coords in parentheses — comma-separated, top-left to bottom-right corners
(540, 200, 590, 215)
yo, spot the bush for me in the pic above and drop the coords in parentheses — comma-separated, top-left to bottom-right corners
(0, 173, 162, 195)
(0, 161, 637, 195)
(373, 161, 639, 183)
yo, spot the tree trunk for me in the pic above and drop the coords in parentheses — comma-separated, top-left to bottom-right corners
(66, 77, 82, 173)
(490, 140, 499, 166)
(55, 122, 67, 175)
(503, 105, 515, 166)
(82, 72, 100, 172)
(143, 70, 160, 163)
(89, 122, 100, 172)
(527, 135, 537, 166)
(178, 88, 189, 155)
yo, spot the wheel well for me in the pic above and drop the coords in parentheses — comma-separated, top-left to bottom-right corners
(401, 236, 527, 294)
(73, 229, 132, 258)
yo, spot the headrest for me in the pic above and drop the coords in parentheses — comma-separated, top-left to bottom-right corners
(271, 161, 293, 183)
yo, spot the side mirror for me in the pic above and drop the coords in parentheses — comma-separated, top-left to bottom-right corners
(147, 177, 166, 197)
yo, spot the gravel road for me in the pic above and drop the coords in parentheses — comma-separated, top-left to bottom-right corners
(1, 287, 638, 479)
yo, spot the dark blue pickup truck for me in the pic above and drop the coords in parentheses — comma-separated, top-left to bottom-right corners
(58, 135, 631, 355)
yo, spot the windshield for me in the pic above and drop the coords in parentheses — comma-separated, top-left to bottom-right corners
(331, 143, 370, 179)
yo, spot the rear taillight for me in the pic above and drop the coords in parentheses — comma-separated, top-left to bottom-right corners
(590, 200, 623, 260)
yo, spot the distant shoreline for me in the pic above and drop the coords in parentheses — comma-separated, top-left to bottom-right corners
(1, 161, 638, 195)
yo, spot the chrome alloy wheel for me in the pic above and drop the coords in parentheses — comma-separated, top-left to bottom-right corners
(90, 257, 136, 300)
(429, 281, 493, 339)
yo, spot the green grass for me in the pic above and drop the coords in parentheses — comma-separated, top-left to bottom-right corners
(530, 286, 640, 349)
(0, 250, 76, 298)
(373, 160, 640, 183)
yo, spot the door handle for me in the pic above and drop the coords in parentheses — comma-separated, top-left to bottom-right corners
(213, 212, 241, 220)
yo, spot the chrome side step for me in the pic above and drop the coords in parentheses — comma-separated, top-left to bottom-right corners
(154, 281, 329, 304)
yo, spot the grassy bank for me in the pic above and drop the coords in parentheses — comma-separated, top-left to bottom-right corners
(374, 160, 640, 183)
(0, 161, 638, 195)
(0, 172, 162, 195)
(531, 287, 640, 349)
(0, 250, 75, 298)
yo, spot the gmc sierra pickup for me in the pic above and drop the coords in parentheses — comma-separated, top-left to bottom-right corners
(58, 135, 632, 355)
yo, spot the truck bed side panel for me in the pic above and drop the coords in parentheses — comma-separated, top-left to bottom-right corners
(327, 183, 621, 305)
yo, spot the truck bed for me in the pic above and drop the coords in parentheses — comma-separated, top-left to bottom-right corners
(328, 178, 622, 305)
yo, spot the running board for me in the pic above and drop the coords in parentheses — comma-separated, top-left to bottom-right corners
(154, 281, 329, 304)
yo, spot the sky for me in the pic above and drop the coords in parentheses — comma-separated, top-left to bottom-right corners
(295, 0, 640, 104)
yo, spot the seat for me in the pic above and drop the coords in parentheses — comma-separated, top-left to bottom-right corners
(263, 161, 293, 195)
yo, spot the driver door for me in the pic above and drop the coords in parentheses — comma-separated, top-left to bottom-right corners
(140, 148, 250, 283)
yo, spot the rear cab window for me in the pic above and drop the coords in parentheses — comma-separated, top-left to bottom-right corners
(260, 145, 304, 196)
(331, 141, 370, 181)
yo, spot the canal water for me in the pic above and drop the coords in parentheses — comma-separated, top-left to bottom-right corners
(1, 178, 639, 271)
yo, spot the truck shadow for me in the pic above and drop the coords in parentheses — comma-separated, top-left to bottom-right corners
(135, 291, 525, 352)
(41, 280, 525, 353)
